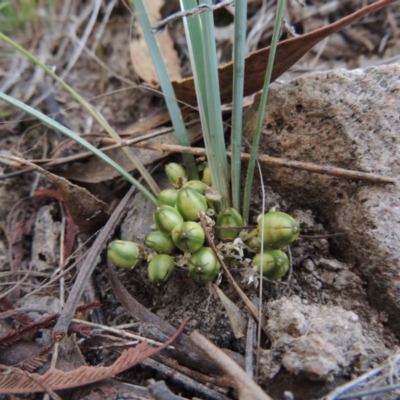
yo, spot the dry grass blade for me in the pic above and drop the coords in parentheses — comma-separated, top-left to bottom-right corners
(0, 321, 186, 394)
(323, 351, 400, 400)
(190, 330, 272, 400)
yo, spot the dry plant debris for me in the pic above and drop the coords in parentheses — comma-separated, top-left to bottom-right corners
(130, 0, 182, 82)
(1, 0, 400, 399)
(0, 320, 186, 394)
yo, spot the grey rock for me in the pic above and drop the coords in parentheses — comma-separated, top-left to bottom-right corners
(244, 64, 400, 337)
(265, 296, 385, 380)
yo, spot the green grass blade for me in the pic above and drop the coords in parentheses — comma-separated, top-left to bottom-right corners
(132, 0, 199, 181)
(180, 0, 230, 209)
(231, 0, 248, 212)
(242, 0, 286, 222)
(0, 31, 160, 197)
(0, 91, 158, 205)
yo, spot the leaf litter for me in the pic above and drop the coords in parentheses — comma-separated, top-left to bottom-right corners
(0, 1, 399, 399)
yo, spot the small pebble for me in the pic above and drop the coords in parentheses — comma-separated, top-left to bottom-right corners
(302, 258, 315, 272)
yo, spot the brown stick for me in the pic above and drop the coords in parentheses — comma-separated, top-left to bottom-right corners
(191, 330, 273, 400)
(132, 141, 395, 184)
(143, 360, 230, 400)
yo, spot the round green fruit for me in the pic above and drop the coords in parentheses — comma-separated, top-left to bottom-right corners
(258, 211, 299, 249)
(144, 231, 175, 254)
(252, 250, 289, 280)
(176, 187, 207, 221)
(107, 240, 145, 269)
(153, 205, 184, 234)
(157, 188, 178, 207)
(201, 164, 212, 186)
(165, 163, 187, 188)
(216, 207, 243, 242)
(188, 247, 221, 284)
(182, 180, 208, 194)
(171, 221, 205, 253)
(148, 254, 175, 285)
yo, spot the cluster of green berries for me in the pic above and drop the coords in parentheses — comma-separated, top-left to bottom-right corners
(245, 211, 300, 280)
(107, 162, 300, 285)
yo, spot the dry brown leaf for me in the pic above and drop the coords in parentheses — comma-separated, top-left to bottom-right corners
(131, 0, 181, 82)
(17, 345, 52, 373)
(62, 123, 203, 183)
(170, 0, 396, 106)
(0, 340, 51, 370)
(213, 284, 246, 339)
(120, 110, 173, 136)
(2, 156, 109, 233)
(0, 321, 186, 394)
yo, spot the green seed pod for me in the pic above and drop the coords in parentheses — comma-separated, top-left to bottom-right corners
(153, 205, 184, 234)
(182, 180, 208, 194)
(165, 163, 187, 188)
(258, 211, 300, 249)
(216, 207, 243, 242)
(188, 247, 221, 284)
(171, 221, 205, 253)
(245, 235, 262, 252)
(144, 231, 175, 254)
(157, 188, 178, 207)
(253, 250, 289, 280)
(201, 164, 212, 186)
(176, 187, 207, 221)
(107, 240, 145, 269)
(148, 254, 175, 285)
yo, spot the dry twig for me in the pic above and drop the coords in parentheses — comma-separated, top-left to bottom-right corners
(132, 142, 395, 184)
(191, 330, 272, 400)
(143, 360, 230, 400)
(151, 1, 235, 34)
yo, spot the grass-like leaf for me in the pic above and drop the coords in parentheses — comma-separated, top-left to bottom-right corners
(0, 92, 157, 205)
(230, 0, 248, 211)
(242, 0, 286, 222)
(180, 0, 230, 209)
(0, 31, 160, 197)
(132, 0, 199, 181)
